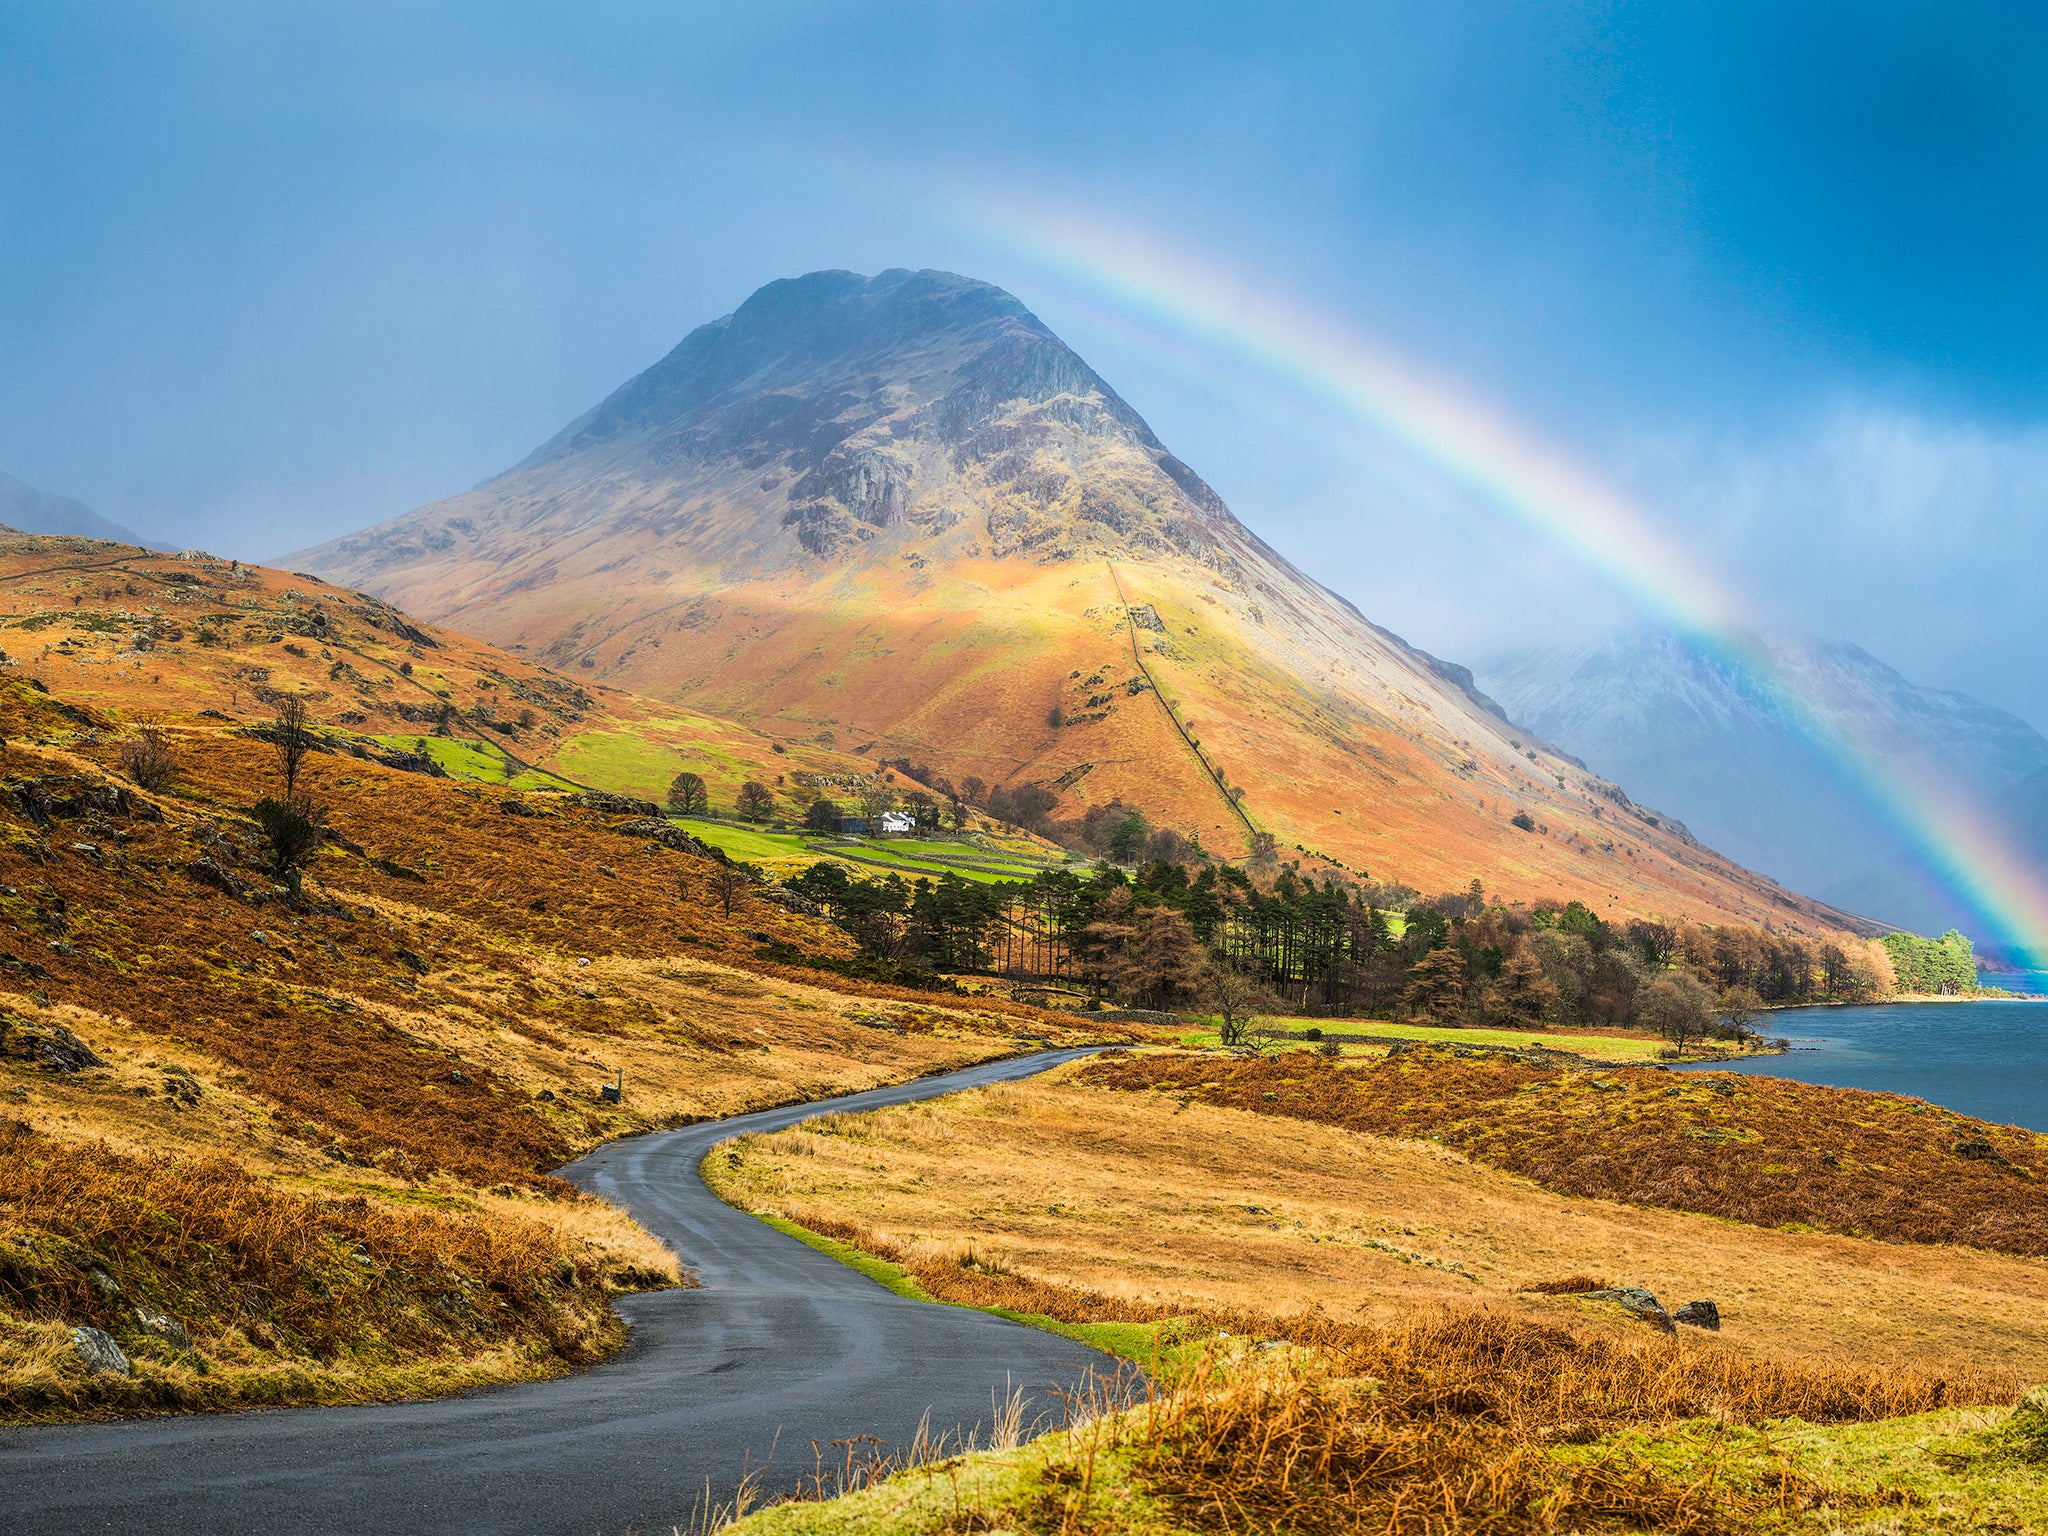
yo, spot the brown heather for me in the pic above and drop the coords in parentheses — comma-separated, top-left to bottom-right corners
(1082, 1048, 2048, 1257)
(768, 1212, 1996, 1534)
(0, 1119, 621, 1418)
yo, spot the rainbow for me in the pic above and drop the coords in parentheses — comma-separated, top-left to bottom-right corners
(958, 201, 2048, 967)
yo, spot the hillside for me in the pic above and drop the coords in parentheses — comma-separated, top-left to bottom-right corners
(0, 533, 1110, 1419)
(295, 268, 1865, 938)
(1477, 628, 2048, 933)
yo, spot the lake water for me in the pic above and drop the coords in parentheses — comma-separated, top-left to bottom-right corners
(1681, 994, 2048, 1130)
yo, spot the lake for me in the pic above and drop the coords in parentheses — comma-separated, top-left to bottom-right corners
(1682, 994, 2048, 1130)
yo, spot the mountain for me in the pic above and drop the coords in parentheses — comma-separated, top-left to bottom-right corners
(0, 470, 165, 548)
(1823, 764, 2048, 950)
(295, 268, 1865, 933)
(1476, 629, 2048, 928)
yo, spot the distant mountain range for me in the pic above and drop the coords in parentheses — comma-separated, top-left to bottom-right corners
(0, 471, 164, 549)
(1478, 630, 2048, 945)
(295, 267, 1865, 935)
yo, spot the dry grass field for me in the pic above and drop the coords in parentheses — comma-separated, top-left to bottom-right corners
(714, 1063, 2048, 1532)
(711, 1062, 2048, 1380)
(1084, 1047, 2048, 1259)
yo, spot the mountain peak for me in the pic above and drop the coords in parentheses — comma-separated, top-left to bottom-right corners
(289, 274, 1868, 937)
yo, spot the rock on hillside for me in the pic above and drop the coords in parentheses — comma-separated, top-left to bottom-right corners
(295, 270, 1864, 932)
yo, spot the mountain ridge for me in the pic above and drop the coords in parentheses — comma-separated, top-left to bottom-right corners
(0, 470, 167, 550)
(1477, 628, 2048, 933)
(295, 268, 1869, 936)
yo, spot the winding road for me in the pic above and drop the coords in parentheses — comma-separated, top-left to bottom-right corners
(0, 1049, 1119, 1535)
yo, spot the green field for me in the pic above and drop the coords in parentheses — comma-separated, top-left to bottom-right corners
(672, 820, 813, 863)
(1175, 1015, 1684, 1063)
(370, 733, 564, 789)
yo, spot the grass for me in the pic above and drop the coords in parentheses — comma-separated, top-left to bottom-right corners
(716, 1071, 2048, 1535)
(718, 1278, 2011, 1536)
(0, 704, 1101, 1421)
(732, 1377, 2048, 1535)
(714, 1069, 2048, 1380)
(368, 732, 555, 788)
(674, 819, 815, 863)
(1175, 1016, 1687, 1062)
(0, 1119, 630, 1419)
(742, 1210, 1173, 1366)
(1087, 1047, 2048, 1260)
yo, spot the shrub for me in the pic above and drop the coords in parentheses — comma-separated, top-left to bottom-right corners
(1510, 811, 1537, 832)
(252, 796, 325, 897)
(117, 726, 180, 792)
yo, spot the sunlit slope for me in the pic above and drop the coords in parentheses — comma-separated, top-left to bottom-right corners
(297, 268, 1867, 933)
(0, 532, 877, 808)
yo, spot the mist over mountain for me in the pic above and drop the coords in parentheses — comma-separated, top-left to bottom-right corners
(1477, 629, 2048, 939)
(0, 471, 163, 549)
(297, 269, 1863, 933)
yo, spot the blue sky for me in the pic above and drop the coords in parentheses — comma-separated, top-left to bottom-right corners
(3, 1, 2045, 724)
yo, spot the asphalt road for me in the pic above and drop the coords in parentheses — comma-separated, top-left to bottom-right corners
(0, 1048, 1121, 1535)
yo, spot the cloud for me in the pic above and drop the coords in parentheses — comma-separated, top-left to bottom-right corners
(1618, 406, 2048, 727)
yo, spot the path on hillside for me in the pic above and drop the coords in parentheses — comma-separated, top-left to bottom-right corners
(0, 1050, 1118, 1536)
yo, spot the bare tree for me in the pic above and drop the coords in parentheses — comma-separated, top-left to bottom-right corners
(856, 784, 895, 825)
(708, 861, 749, 918)
(272, 694, 315, 800)
(118, 725, 181, 792)
(1202, 961, 1272, 1048)
(735, 780, 776, 822)
(1641, 973, 1715, 1055)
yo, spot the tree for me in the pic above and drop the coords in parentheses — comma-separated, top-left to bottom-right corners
(960, 775, 987, 807)
(118, 725, 180, 792)
(1401, 946, 1468, 1023)
(708, 860, 750, 917)
(857, 784, 895, 823)
(1490, 945, 1559, 1028)
(1108, 907, 1207, 1010)
(903, 789, 941, 829)
(1817, 943, 1854, 999)
(1716, 985, 1763, 1038)
(1106, 809, 1150, 864)
(1640, 973, 1715, 1055)
(735, 780, 776, 822)
(1202, 961, 1272, 1048)
(271, 694, 315, 800)
(667, 771, 708, 816)
(251, 796, 324, 900)
(804, 797, 842, 832)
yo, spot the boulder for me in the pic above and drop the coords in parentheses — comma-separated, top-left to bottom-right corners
(185, 857, 258, 902)
(6, 1021, 106, 1073)
(1579, 1287, 1676, 1333)
(1672, 1300, 1721, 1331)
(134, 1305, 192, 1351)
(70, 1326, 130, 1377)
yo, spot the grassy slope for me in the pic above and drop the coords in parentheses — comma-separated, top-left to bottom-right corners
(712, 1066, 2048, 1378)
(730, 1401, 2048, 1536)
(1090, 1048, 2048, 1258)
(718, 1064, 2048, 1533)
(0, 537, 1120, 1420)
